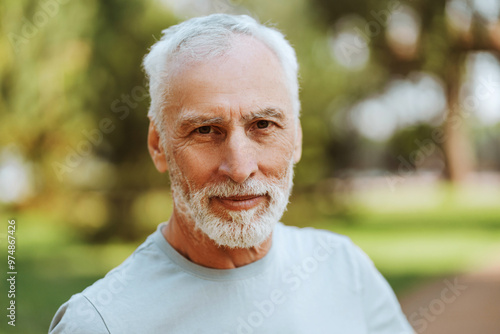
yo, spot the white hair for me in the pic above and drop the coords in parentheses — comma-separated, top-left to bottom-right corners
(142, 13, 300, 126)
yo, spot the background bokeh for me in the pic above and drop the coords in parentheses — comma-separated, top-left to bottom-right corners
(1, 0, 500, 332)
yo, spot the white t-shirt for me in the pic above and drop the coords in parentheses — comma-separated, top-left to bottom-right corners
(49, 223, 414, 334)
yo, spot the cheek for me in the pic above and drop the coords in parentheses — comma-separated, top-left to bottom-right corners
(257, 136, 295, 176)
(172, 144, 222, 184)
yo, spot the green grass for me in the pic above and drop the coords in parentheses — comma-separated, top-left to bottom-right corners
(1, 183, 500, 333)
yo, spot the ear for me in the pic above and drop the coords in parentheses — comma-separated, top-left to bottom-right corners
(147, 122, 169, 173)
(293, 122, 302, 164)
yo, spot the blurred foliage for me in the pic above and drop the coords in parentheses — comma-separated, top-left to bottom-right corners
(385, 123, 447, 172)
(474, 123, 500, 170)
(311, 0, 500, 182)
(1, 0, 178, 240)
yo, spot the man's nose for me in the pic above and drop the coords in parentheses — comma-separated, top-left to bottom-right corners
(218, 130, 258, 184)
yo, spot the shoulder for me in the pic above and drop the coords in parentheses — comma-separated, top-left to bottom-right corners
(49, 293, 109, 334)
(49, 229, 166, 333)
(275, 223, 375, 289)
(80, 233, 157, 297)
(276, 222, 351, 241)
(275, 222, 360, 257)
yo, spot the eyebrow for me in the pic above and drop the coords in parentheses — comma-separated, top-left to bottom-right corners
(242, 107, 285, 123)
(176, 111, 225, 130)
(176, 107, 286, 130)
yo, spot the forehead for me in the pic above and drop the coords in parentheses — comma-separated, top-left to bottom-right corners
(164, 36, 293, 124)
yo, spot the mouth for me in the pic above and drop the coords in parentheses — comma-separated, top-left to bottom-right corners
(213, 194, 266, 211)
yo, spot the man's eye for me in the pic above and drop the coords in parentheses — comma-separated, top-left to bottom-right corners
(256, 120, 271, 129)
(196, 126, 212, 134)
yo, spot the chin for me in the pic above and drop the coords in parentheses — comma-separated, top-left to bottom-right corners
(195, 209, 277, 249)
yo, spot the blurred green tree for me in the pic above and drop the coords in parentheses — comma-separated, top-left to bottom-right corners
(1, 0, 177, 240)
(310, 0, 500, 182)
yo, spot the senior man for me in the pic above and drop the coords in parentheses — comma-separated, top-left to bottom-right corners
(49, 14, 413, 334)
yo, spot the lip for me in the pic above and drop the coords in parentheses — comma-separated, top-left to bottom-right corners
(213, 195, 266, 211)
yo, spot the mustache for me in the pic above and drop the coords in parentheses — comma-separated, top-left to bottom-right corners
(197, 178, 280, 198)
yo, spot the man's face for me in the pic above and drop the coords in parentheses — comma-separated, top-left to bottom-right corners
(152, 36, 302, 248)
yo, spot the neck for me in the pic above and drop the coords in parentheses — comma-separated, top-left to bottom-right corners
(162, 207, 273, 269)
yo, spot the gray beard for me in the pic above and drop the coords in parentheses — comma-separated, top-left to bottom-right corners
(167, 156, 294, 249)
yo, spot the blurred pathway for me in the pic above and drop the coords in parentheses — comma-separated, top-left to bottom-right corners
(400, 261, 500, 334)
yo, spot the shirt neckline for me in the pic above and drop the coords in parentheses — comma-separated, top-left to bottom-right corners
(152, 222, 280, 281)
